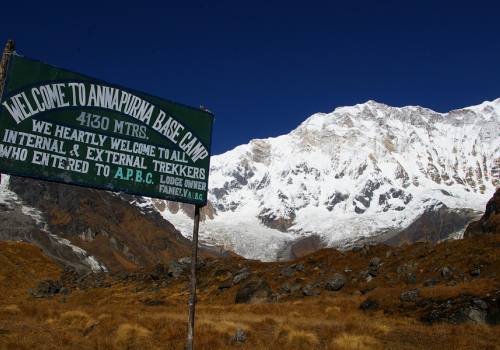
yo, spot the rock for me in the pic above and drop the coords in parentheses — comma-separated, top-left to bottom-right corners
(360, 287, 376, 295)
(441, 267, 452, 280)
(218, 279, 233, 290)
(159, 280, 169, 288)
(368, 258, 381, 277)
(29, 280, 63, 298)
(325, 273, 346, 291)
(289, 283, 302, 293)
(302, 284, 319, 297)
(464, 307, 487, 324)
(178, 257, 191, 265)
(406, 273, 417, 285)
(423, 277, 440, 287)
(278, 282, 291, 294)
(59, 287, 70, 295)
(385, 250, 393, 258)
(421, 295, 497, 325)
(114, 271, 130, 281)
(142, 299, 165, 306)
(397, 262, 417, 276)
(360, 298, 379, 311)
(470, 268, 481, 277)
(167, 257, 205, 278)
(94, 279, 111, 289)
(233, 271, 250, 285)
(400, 288, 420, 302)
(168, 261, 188, 278)
(359, 271, 370, 279)
(473, 298, 488, 310)
(149, 264, 169, 280)
(40, 280, 62, 294)
(74, 273, 111, 290)
(235, 267, 249, 275)
(294, 263, 305, 272)
(235, 280, 272, 304)
(368, 266, 378, 277)
(280, 263, 304, 277)
(232, 328, 247, 343)
(369, 257, 381, 267)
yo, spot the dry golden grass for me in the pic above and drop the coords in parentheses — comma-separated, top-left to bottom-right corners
(1, 236, 500, 350)
(0, 295, 499, 350)
(114, 323, 152, 349)
(331, 334, 382, 350)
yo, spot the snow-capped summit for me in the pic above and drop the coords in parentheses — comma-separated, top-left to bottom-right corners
(150, 99, 500, 261)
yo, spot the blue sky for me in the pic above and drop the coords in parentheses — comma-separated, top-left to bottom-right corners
(2, 1, 499, 154)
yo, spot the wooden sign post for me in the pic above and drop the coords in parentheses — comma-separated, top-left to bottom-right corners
(186, 205, 201, 350)
(0, 39, 15, 185)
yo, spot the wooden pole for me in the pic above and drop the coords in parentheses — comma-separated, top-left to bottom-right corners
(0, 39, 15, 185)
(0, 39, 15, 100)
(186, 205, 201, 350)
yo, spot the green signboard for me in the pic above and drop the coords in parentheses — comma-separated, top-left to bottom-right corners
(0, 55, 213, 205)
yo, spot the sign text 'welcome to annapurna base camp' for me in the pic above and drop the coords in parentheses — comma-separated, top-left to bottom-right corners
(0, 55, 213, 205)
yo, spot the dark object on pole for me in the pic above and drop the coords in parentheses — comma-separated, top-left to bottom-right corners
(0, 39, 15, 185)
(186, 205, 201, 350)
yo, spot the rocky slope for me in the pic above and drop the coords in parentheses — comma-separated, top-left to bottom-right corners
(0, 175, 223, 273)
(151, 99, 499, 260)
(1, 212, 499, 349)
(464, 187, 500, 237)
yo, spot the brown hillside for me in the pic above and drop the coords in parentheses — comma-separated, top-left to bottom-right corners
(7, 176, 220, 272)
(1, 230, 499, 349)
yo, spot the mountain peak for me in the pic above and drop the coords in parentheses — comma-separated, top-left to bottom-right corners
(153, 99, 499, 261)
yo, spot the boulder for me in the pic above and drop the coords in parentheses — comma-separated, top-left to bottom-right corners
(470, 268, 481, 277)
(369, 257, 381, 267)
(280, 263, 304, 277)
(463, 307, 487, 324)
(360, 298, 379, 311)
(441, 267, 452, 280)
(235, 280, 272, 304)
(149, 264, 169, 280)
(232, 328, 247, 343)
(325, 273, 346, 291)
(406, 272, 417, 285)
(233, 271, 250, 285)
(142, 299, 165, 306)
(302, 284, 319, 297)
(289, 283, 302, 293)
(29, 280, 63, 298)
(168, 261, 188, 278)
(368, 257, 381, 277)
(423, 277, 440, 287)
(400, 288, 420, 302)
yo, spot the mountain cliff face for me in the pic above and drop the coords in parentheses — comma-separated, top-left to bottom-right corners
(464, 187, 500, 237)
(151, 99, 500, 260)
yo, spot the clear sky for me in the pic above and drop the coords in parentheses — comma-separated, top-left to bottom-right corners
(1, 0, 499, 154)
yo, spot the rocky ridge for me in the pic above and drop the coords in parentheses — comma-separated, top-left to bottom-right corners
(0, 175, 225, 273)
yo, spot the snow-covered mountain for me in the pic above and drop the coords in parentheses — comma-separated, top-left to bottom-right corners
(148, 99, 500, 260)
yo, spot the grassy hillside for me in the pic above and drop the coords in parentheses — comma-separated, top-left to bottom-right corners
(0, 233, 499, 349)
